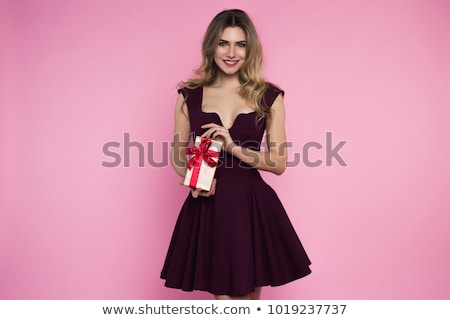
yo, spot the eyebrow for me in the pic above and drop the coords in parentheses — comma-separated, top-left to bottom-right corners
(219, 39, 247, 43)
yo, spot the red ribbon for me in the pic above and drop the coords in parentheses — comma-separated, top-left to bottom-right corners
(186, 137, 220, 188)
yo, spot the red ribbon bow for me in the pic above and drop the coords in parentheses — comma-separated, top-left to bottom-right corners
(186, 137, 220, 188)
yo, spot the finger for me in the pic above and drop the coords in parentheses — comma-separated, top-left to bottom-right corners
(201, 127, 215, 138)
(201, 124, 220, 135)
(191, 188, 200, 198)
(212, 130, 228, 140)
(201, 123, 219, 129)
(201, 123, 226, 135)
(212, 130, 223, 139)
(209, 179, 217, 196)
(202, 184, 216, 197)
(206, 129, 224, 140)
(198, 188, 210, 197)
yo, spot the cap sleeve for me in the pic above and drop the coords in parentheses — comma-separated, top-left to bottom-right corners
(177, 87, 187, 97)
(263, 84, 285, 108)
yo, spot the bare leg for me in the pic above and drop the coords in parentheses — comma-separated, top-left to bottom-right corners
(215, 294, 250, 300)
(249, 287, 262, 300)
(214, 287, 262, 300)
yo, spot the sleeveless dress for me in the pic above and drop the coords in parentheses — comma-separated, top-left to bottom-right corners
(160, 85, 311, 296)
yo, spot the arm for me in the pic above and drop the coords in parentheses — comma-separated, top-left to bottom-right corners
(171, 92, 217, 197)
(171, 93, 191, 178)
(231, 93, 287, 175)
(201, 93, 288, 175)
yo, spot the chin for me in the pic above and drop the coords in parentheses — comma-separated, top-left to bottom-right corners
(222, 70, 240, 76)
(219, 65, 243, 76)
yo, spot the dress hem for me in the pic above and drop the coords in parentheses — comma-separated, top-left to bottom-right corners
(160, 267, 312, 296)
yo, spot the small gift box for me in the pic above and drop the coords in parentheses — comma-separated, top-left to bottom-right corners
(183, 136, 222, 191)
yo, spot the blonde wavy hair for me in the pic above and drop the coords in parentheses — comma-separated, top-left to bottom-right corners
(180, 9, 273, 120)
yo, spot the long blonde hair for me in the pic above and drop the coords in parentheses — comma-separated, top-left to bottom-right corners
(180, 9, 273, 119)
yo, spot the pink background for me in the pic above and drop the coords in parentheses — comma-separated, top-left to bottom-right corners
(1, 0, 449, 300)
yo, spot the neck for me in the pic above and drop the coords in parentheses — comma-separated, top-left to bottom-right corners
(213, 72, 241, 88)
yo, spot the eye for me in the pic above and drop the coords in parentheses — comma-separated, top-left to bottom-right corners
(218, 40, 228, 47)
(237, 42, 247, 48)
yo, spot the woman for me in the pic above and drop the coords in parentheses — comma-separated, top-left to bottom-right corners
(161, 9, 311, 300)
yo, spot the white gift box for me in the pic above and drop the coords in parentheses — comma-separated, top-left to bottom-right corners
(183, 136, 222, 191)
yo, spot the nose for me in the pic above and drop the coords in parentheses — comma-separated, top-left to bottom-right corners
(226, 45, 235, 58)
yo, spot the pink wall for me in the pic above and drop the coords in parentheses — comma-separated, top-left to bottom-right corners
(1, 0, 449, 300)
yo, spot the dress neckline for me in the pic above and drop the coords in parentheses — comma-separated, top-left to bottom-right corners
(199, 87, 256, 130)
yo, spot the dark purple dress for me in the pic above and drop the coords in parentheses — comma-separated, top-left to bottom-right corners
(161, 85, 311, 296)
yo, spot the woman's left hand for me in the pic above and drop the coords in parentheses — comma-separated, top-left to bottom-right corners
(201, 123, 235, 152)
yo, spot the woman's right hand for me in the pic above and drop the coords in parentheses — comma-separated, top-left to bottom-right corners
(190, 178, 217, 198)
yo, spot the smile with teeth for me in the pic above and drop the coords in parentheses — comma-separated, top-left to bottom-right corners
(223, 60, 239, 67)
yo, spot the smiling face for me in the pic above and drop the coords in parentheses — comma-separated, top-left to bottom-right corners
(213, 27, 247, 76)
